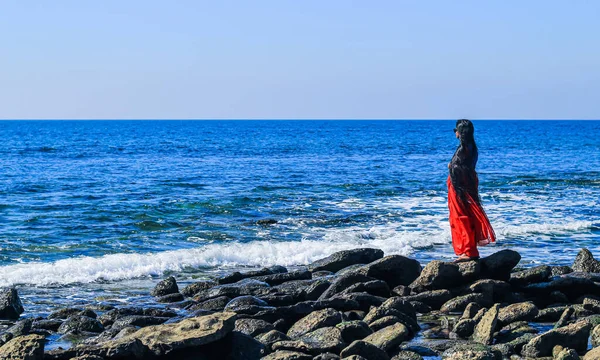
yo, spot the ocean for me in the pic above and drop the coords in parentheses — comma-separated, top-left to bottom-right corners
(0, 120, 599, 318)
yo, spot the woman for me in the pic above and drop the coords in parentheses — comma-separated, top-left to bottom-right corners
(447, 119, 496, 262)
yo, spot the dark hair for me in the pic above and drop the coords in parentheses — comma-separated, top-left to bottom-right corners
(450, 119, 480, 203)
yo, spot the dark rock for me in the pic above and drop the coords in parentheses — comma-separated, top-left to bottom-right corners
(58, 316, 104, 334)
(343, 310, 366, 321)
(188, 296, 231, 311)
(368, 316, 401, 332)
(211, 331, 266, 360)
(6, 318, 33, 337)
(554, 307, 574, 329)
(234, 318, 274, 337)
(32, 319, 63, 332)
(345, 280, 391, 298)
(319, 273, 377, 300)
(253, 271, 312, 286)
(378, 297, 417, 320)
(151, 276, 178, 297)
(313, 353, 340, 360)
(460, 303, 482, 321)
(521, 320, 592, 358)
(363, 308, 420, 335)
(48, 307, 84, 320)
(218, 272, 245, 285)
(440, 293, 492, 313)
(0, 288, 24, 320)
(273, 327, 345, 355)
(156, 292, 184, 303)
(441, 343, 496, 360)
(509, 265, 552, 287)
(480, 249, 521, 281)
(472, 303, 499, 345)
(363, 323, 410, 351)
(287, 308, 343, 339)
(304, 279, 331, 301)
(340, 340, 390, 360)
(534, 306, 568, 322)
(256, 329, 290, 350)
(311, 271, 334, 278)
(111, 315, 171, 331)
(181, 280, 217, 297)
(79, 309, 97, 318)
(403, 290, 453, 309)
(262, 350, 312, 360)
(524, 274, 600, 300)
(309, 248, 384, 273)
(584, 297, 600, 313)
(314, 298, 361, 312)
(490, 343, 514, 358)
(456, 260, 481, 283)
(572, 248, 600, 273)
(0, 334, 44, 360)
(357, 255, 422, 288)
(333, 292, 385, 312)
(552, 266, 573, 277)
(450, 318, 476, 338)
(225, 296, 269, 312)
(392, 285, 410, 296)
(398, 345, 438, 357)
(257, 218, 278, 226)
(409, 301, 432, 314)
(259, 294, 299, 307)
(409, 261, 464, 293)
(497, 302, 539, 326)
(337, 264, 367, 276)
(591, 324, 600, 347)
(336, 321, 372, 343)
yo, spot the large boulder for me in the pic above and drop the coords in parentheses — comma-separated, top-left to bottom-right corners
(363, 323, 410, 352)
(440, 294, 492, 314)
(497, 302, 539, 326)
(472, 304, 499, 345)
(403, 290, 453, 309)
(181, 280, 217, 297)
(234, 318, 274, 337)
(252, 271, 312, 286)
(521, 320, 592, 358)
(336, 321, 372, 343)
(273, 327, 346, 355)
(0, 288, 24, 320)
(287, 308, 343, 339)
(572, 248, 600, 273)
(151, 276, 179, 297)
(262, 350, 312, 360)
(584, 347, 600, 360)
(480, 250, 521, 281)
(309, 249, 384, 273)
(356, 255, 421, 288)
(509, 265, 552, 287)
(319, 273, 377, 300)
(58, 316, 104, 334)
(0, 334, 44, 360)
(409, 261, 463, 292)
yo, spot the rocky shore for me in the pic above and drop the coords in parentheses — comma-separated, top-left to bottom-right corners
(3, 248, 600, 359)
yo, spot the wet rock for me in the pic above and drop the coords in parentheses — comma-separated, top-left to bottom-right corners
(97, 307, 176, 327)
(583, 297, 600, 313)
(490, 343, 513, 358)
(398, 345, 438, 357)
(234, 318, 274, 337)
(409, 301, 432, 314)
(274, 327, 345, 355)
(363, 323, 410, 351)
(319, 273, 377, 300)
(363, 299, 419, 334)
(262, 350, 312, 360)
(369, 316, 402, 332)
(32, 319, 63, 332)
(189, 296, 232, 311)
(390, 351, 422, 360)
(218, 272, 245, 285)
(314, 298, 360, 312)
(206, 331, 266, 360)
(440, 293, 491, 313)
(356, 255, 422, 288)
(456, 260, 481, 282)
(181, 280, 217, 297)
(521, 320, 592, 358)
(509, 265, 552, 287)
(287, 308, 343, 339)
(480, 249, 521, 281)
(6, 318, 33, 337)
(554, 307, 574, 329)
(0, 288, 24, 320)
(58, 315, 104, 334)
(312, 271, 334, 278)
(157, 292, 184, 303)
(403, 290, 453, 309)
(313, 353, 340, 360)
(392, 285, 410, 296)
(572, 248, 600, 273)
(553, 345, 580, 360)
(336, 321, 372, 343)
(472, 303, 499, 345)
(552, 266, 573, 277)
(0, 334, 44, 360)
(467, 279, 511, 302)
(340, 340, 390, 360)
(225, 295, 269, 312)
(112, 315, 172, 331)
(497, 302, 539, 326)
(304, 279, 331, 301)
(409, 261, 464, 293)
(48, 307, 84, 320)
(341, 280, 390, 298)
(309, 249, 384, 273)
(441, 343, 496, 360)
(151, 276, 178, 297)
(253, 271, 312, 286)
(460, 303, 483, 321)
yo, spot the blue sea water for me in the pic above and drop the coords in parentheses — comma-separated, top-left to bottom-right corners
(0, 120, 599, 316)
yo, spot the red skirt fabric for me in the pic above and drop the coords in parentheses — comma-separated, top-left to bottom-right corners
(447, 175, 496, 258)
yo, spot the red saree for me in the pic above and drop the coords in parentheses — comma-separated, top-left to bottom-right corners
(447, 175, 495, 258)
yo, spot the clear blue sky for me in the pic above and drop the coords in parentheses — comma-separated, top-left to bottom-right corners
(1, 1, 598, 119)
